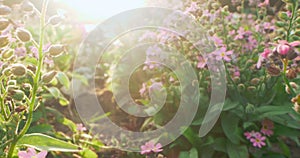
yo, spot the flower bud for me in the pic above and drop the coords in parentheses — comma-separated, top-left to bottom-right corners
(42, 71, 57, 83)
(47, 44, 64, 57)
(293, 103, 300, 113)
(16, 28, 32, 42)
(21, 1, 34, 12)
(12, 90, 25, 101)
(0, 36, 9, 47)
(15, 105, 26, 113)
(27, 64, 36, 73)
(285, 82, 298, 94)
(250, 78, 260, 85)
(22, 83, 32, 91)
(267, 64, 281, 76)
(286, 69, 297, 79)
(211, 3, 220, 9)
(0, 5, 12, 15)
(247, 86, 256, 93)
(291, 94, 300, 104)
(2, 67, 11, 76)
(7, 80, 16, 86)
(1, 49, 14, 59)
(48, 15, 63, 26)
(11, 64, 27, 76)
(6, 85, 18, 95)
(233, 76, 240, 83)
(245, 103, 255, 113)
(238, 83, 245, 92)
(0, 18, 10, 31)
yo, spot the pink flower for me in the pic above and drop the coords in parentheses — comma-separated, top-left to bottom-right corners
(260, 119, 274, 136)
(244, 130, 260, 140)
(139, 83, 147, 97)
(234, 67, 240, 77)
(212, 35, 224, 47)
(258, 0, 269, 7)
(257, 48, 271, 68)
(250, 134, 266, 148)
(140, 141, 163, 155)
(76, 123, 87, 132)
(18, 148, 48, 158)
(197, 55, 207, 69)
(213, 47, 233, 62)
(234, 27, 249, 40)
(276, 40, 300, 55)
(185, 2, 199, 13)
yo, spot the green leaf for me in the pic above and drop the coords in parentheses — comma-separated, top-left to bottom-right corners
(213, 138, 226, 153)
(56, 72, 70, 89)
(221, 112, 240, 144)
(179, 151, 189, 158)
(80, 148, 98, 158)
(61, 118, 77, 132)
(59, 97, 69, 106)
(18, 133, 80, 152)
(47, 87, 61, 99)
(226, 141, 249, 158)
(222, 99, 239, 111)
(256, 105, 293, 119)
(189, 148, 198, 158)
(28, 124, 53, 133)
(182, 127, 201, 147)
(278, 139, 291, 158)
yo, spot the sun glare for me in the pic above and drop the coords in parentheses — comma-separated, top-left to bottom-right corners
(56, 0, 146, 22)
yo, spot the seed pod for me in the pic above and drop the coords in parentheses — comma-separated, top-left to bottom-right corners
(2, 67, 11, 76)
(285, 82, 299, 94)
(6, 85, 18, 95)
(1, 49, 14, 59)
(233, 76, 240, 83)
(286, 49, 298, 60)
(286, 69, 297, 79)
(22, 83, 32, 91)
(291, 94, 300, 104)
(42, 71, 57, 83)
(3, 0, 24, 6)
(47, 44, 64, 57)
(0, 18, 10, 31)
(26, 64, 36, 73)
(15, 105, 26, 113)
(11, 64, 27, 76)
(21, 1, 34, 12)
(12, 90, 25, 101)
(16, 28, 32, 42)
(293, 103, 300, 113)
(267, 64, 281, 76)
(250, 78, 260, 85)
(0, 5, 12, 15)
(0, 36, 9, 47)
(247, 86, 256, 93)
(237, 83, 245, 92)
(48, 15, 62, 26)
(7, 80, 16, 86)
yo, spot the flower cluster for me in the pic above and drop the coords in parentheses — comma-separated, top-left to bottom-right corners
(244, 119, 274, 148)
(140, 141, 163, 155)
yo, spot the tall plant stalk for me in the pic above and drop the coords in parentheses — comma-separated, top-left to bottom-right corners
(7, 0, 49, 157)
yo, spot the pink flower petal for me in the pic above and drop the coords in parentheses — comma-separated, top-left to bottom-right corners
(290, 41, 300, 47)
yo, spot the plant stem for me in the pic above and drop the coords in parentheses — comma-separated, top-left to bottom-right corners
(286, 1, 297, 42)
(7, 0, 49, 157)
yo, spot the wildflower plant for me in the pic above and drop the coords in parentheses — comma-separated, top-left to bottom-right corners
(0, 0, 87, 157)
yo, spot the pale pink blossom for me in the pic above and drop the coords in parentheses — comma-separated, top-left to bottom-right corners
(18, 148, 48, 158)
